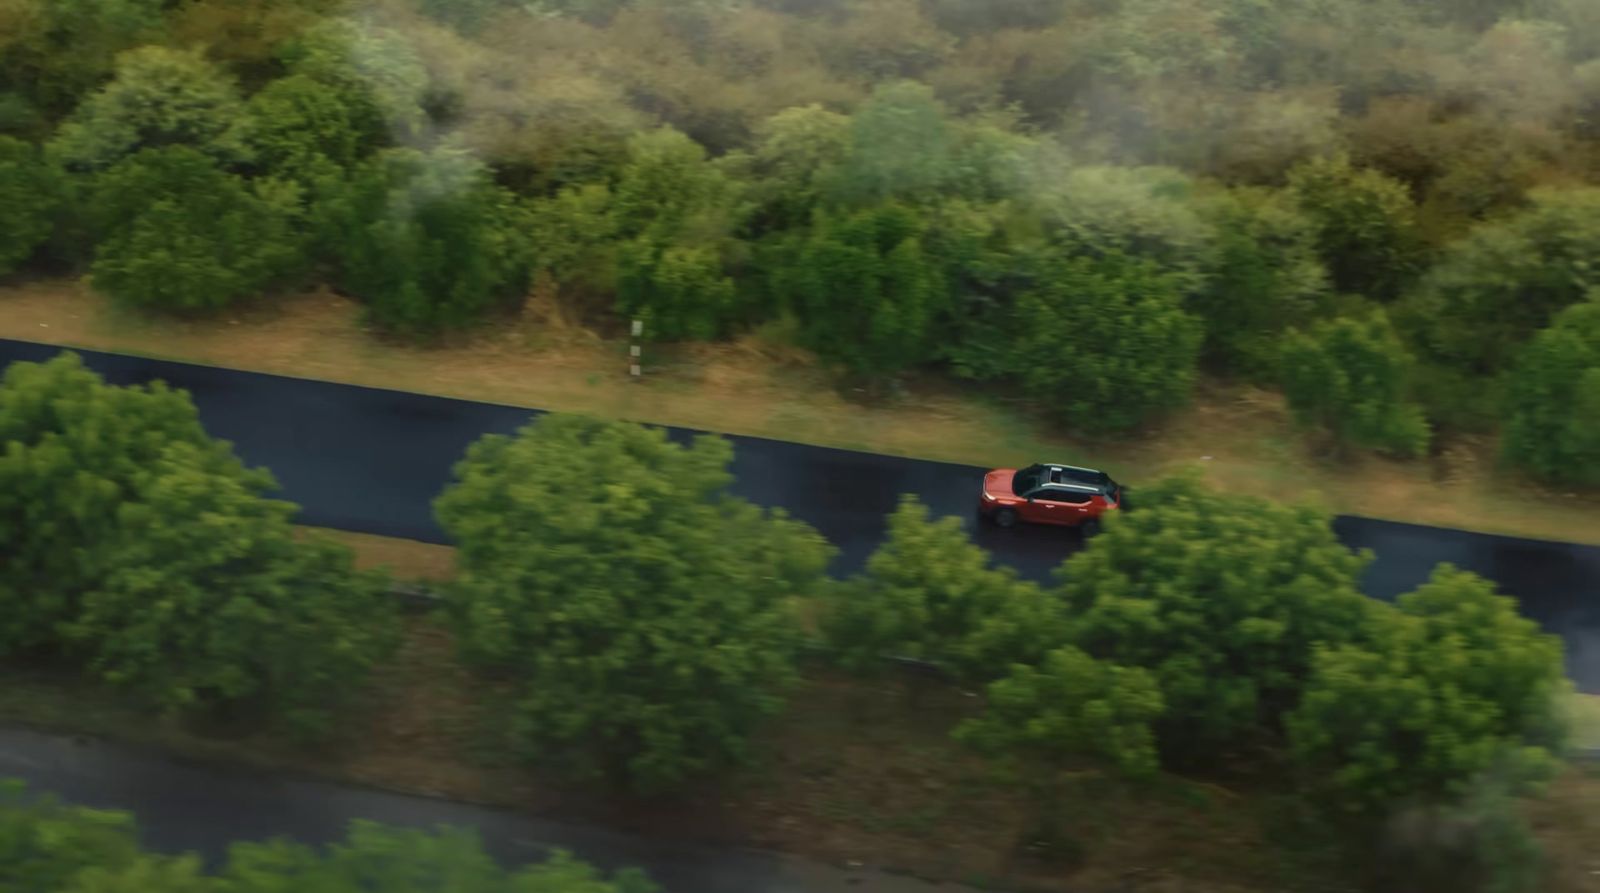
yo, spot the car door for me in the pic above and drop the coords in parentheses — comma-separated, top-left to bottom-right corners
(1035, 487, 1094, 525)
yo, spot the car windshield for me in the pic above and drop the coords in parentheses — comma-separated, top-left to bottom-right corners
(1012, 465, 1043, 496)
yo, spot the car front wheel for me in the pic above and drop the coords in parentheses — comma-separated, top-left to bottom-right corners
(992, 507, 1019, 528)
(1081, 518, 1102, 538)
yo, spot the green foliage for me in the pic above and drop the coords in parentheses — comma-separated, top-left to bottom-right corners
(321, 148, 533, 336)
(48, 46, 251, 173)
(610, 126, 744, 244)
(616, 241, 737, 340)
(0, 354, 397, 730)
(1286, 153, 1424, 301)
(66, 442, 399, 732)
(0, 136, 61, 274)
(279, 17, 430, 146)
(0, 780, 142, 893)
(954, 646, 1166, 778)
(220, 822, 656, 893)
(824, 496, 1070, 685)
(955, 252, 1202, 433)
(244, 74, 368, 186)
(1058, 469, 1375, 759)
(0, 353, 226, 652)
(434, 414, 833, 791)
(771, 202, 950, 380)
(0, 0, 167, 120)
(528, 183, 620, 302)
(740, 103, 851, 230)
(1024, 164, 1216, 290)
(1287, 565, 1568, 816)
(1281, 311, 1431, 458)
(0, 780, 656, 893)
(829, 80, 956, 206)
(1402, 188, 1600, 374)
(1501, 295, 1600, 486)
(88, 147, 304, 312)
(1192, 186, 1329, 379)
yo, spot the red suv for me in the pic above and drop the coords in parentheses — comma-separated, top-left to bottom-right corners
(977, 462, 1123, 535)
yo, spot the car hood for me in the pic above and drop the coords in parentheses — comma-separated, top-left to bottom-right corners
(983, 469, 1017, 498)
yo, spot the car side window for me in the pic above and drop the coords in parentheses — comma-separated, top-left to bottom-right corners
(1048, 489, 1093, 505)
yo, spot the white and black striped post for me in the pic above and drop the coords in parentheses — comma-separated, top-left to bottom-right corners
(629, 318, 642, 379)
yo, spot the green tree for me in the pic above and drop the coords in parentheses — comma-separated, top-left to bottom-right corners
(1058, 469, 1375, 760)
(0, 0, 166, 121)
(279, 17, 430, 147)
(65, 441, 398, 732)
(0, 355, 395, 731)
(221, 822, 655, 893)
(1287, 153, 1424, 301)
(321, 148, 533, 336)
(244, 74, 368, 187)
(954, 646, 1166, 778)
(48, 46, 251, 173)
(824, 496, 1070, 685)
(738, 103, 851, 230)
(0, 780, 655, 893)
(528, 182, 620, 306)
(1287, 565, 1568, 816)
(0, 780, 142, 893)
(1022, 164, 1216, 291)
(1281, 311, 1431, 458)
(0, 353, 228, 652)
(829, 80, 956, 206)
(88, 147, 304, 312)
(1401, 188, 1600, 374)
(1192, 186, 1329, 379)
(616, 241, 737, 340)
(0, 136, 61, 275)
(773, 202, 950, 380)
(1501, 295, 1600, 486)
(434, 414, 833, 791)
(610, 126, 745, 245)
(954, 252, 1202, 433)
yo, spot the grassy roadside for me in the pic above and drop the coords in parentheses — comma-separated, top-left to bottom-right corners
(0, 623, 1322, 893)
(2, 278, 1598, 545)
(1, 621, 1596, 892)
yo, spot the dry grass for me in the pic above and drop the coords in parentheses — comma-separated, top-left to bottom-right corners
(306, 527, 458, 582)
(3, 278, 1598, 544)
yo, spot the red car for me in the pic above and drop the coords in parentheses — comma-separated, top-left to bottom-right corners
(977, 462, 1123, 535)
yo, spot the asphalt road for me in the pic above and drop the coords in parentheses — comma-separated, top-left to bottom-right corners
(0, 726, 958, 893)
(2, 338, 1597, 692)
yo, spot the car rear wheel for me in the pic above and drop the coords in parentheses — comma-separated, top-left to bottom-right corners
(993, 507, 1018, 528)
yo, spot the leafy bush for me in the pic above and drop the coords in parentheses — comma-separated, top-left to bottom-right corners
(1286, 153, 1425, 301)
(0, 354, 397, 731)
(88, 147, 304, 311)
(1057, 469, 1374, 760)
(955, 646, 1166, 778)
(434, 414, 833, 791)
(824, 496, 1070, 684)
(955, 251, 1203, 433)
(1281, 311, 1431, 457)
(0, 779, 656, 893)
(1501, 295, 1600, 486)
(0, 136, 61, 275)
(321, 148, 533, 336)
(1287, 565, 1569, 816)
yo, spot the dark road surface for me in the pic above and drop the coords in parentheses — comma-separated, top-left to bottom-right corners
(2, 338, 1597, 692)
(0, 726, 960, 893)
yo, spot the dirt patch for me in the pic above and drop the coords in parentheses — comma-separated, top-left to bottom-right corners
(306, 527, 458, 583)
(3, 277, 1598, 546)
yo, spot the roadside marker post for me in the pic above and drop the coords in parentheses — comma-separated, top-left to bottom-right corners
(630, 319, 642, 379)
